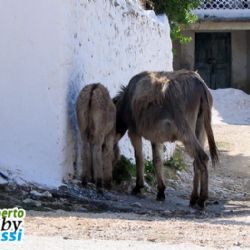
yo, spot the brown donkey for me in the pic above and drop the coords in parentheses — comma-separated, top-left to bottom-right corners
(76, 83, 116, 189)
(114, 70, 219, 209)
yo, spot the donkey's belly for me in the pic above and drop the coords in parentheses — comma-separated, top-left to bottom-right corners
(137, 119, 177, 143)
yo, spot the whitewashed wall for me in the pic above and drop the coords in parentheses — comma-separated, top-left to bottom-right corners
(0, 0, 174, 187)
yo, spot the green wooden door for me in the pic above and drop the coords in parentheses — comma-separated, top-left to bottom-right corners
(195, 32, 231, 89)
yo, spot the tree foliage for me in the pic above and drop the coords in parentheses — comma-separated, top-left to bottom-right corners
(142, 0, 201, 43)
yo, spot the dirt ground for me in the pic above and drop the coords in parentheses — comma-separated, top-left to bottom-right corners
(16, 124, 249, 249)
(0, 124, 249, 249)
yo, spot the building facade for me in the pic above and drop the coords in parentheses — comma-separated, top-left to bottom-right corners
(174, 0, 250, 93)
(0, 0, 174, 186)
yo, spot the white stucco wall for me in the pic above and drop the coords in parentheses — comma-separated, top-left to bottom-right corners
(0, 0, 173, 187)
(0, 0, 74, 186)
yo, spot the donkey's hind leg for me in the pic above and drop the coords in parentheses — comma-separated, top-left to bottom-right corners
(190, 115, 208, 209)
(152, 143, 166, 201)
(190, 160, 200, 207)
(176, 118, 209, 208)
(128, 130, 144, 195)
(196, 127, 209, 209)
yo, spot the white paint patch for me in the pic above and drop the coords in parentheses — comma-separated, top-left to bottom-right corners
(0, 0, 174, 187)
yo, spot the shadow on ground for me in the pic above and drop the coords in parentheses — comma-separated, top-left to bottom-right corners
(0, 137, 249, 227)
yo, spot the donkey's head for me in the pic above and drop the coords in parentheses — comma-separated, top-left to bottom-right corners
(113, 85, 129, 141)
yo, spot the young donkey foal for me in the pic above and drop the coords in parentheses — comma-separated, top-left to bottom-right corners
(114, 70, 219, 209)
(76, 83, 116, 189)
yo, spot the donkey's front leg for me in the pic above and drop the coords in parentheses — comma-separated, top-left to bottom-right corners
(128, 130, 144, 195)
(152, 143, 166, 201)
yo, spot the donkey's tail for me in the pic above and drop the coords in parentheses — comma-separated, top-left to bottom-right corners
(201, 85, 219, 166)
(76, 84, 99, 134)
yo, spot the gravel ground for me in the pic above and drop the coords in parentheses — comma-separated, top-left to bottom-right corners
(0, 124, 249, 249)
(0, 236, 236, 250)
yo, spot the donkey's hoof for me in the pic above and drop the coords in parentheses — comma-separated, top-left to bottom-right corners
(96, 178, 104, 194)
(131, 186, 142, 196)
(189, 196, 199, 208)
(104, 180, 112, 190)
(156, 191, 165, 201)
(190, 198, 206, 210)
(81, 178, 88, 187)
(97, 188, 104, 195)
(196, 199, 206, 210)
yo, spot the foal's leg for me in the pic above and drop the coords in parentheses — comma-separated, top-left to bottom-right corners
(92, 136, 105, 189)
(102, 131, 115, 189)
(151, 143, 166, 201)
(81, 134, 92, 186)
(128, 130, 144, 195)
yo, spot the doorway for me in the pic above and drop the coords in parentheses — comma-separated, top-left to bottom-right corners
(195, 32, 231, 89)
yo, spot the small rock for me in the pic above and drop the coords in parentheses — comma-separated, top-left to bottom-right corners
(30, 190, 42, 197)
(70, 179, 81, 185)
(147, 238, 157, 242)
(4, 184, 17, 192)
(23, 198, 42, 207)
(166, 186, 175, 192)
(162, 210, 171, 216)
(132, 202, 142, 208)
(58, 185, 68, 192)
(73, 206, 88, 212)
(63, 236, 71, 240)
(234, 242, 241, 247)
(41, 191, 52, 198)
(30, 190, 52, 198)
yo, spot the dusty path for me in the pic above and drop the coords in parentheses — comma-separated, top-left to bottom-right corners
(9, 124, 247, 249)
(212, 125, 250, 179)
(207, 125, 250, 200)
(19, 210, 248, 249)
(0, 124, 249, 249)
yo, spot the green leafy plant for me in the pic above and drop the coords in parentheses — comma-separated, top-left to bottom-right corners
(141, 0, 201, 44)
(112, 155, 136, 184)
(164, 146, 187, 171)
(113, 147, 186, 186)
(144, 158, 155, 185)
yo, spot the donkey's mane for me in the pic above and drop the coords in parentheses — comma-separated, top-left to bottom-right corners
(113, 85, 127, 105)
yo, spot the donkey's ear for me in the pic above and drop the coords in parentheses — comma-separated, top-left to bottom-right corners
(113, 96, 118, 104)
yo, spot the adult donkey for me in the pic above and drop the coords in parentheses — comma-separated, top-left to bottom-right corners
(114, 70, 218, 209)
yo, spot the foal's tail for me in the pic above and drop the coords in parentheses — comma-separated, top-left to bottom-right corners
(201, 85, 219, 166)
(76, 83, 99, 135)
